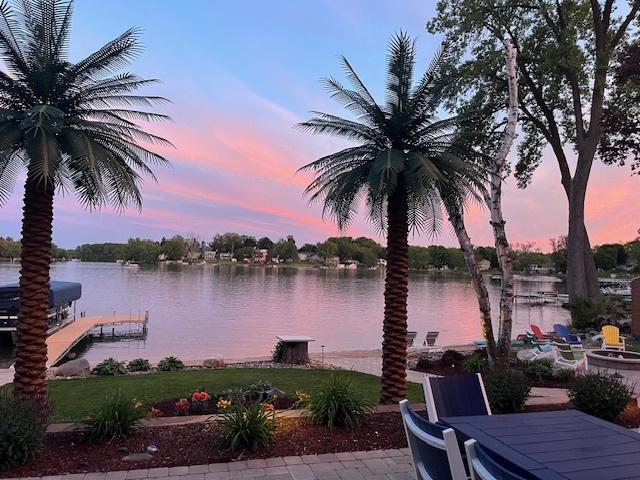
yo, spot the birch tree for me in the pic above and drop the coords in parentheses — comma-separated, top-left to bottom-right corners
(445, 38, 518, 363)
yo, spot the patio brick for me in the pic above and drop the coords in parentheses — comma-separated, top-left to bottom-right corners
(147, 468, 169, 478)
(282, 457, 303, 466)
(263, 467, 288, 475)
(188, 466, 210, 475)
(105, 471, 128, 480)
(208, 464, 230, 473)
(84, 474, 107, 480)
(264, 459, 285, 468)
(204, 473, 230, 480)
(287, 464, 315, 480)
(334, 453, 355, 462)
(168, 467, 189, 476)
(63, 474, 87, 480)
(125, 470, 149, 480)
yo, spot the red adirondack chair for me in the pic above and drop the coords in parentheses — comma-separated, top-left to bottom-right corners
(530, 324, 552, 341)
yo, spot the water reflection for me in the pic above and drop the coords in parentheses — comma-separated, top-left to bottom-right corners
(0, 262, 570, 364)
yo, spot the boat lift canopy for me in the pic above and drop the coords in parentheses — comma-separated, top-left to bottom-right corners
(0, 281, 82, 313)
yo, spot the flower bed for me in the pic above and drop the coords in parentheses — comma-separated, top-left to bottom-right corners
(0, 413, 408, 478)
(148, 395, 298, 417)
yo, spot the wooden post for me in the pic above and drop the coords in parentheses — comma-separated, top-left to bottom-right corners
(632, 277, 640, 338)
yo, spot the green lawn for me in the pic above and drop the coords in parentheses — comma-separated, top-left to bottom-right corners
(40, 368, 423, 423)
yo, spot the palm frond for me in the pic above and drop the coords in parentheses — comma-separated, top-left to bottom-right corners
(385, 31, 416, 115)
(70, 27, 141, 78)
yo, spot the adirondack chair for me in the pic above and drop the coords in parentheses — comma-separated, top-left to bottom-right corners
(553, 324, 582, 346)
(422, 373, 491, 423)
(552, 340, 586, 369)
(465, 440, 528, 480)
(530, 324, 552, 342)
(400, 400, 467, 480)
(602, 325, 626, 351)
(530, 340, 553, 358)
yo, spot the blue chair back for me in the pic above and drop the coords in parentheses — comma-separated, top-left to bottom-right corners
(400, 400, 466, 480)
(553, 324, 575, 342)
(465, 440, 529, 480)
(423, 373, 491, 422)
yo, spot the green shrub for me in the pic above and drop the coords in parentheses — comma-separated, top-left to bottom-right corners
(464, 351, 488, 373)
(126, 358, 151, 372)
(77, 391, 146, 441)
(568, 373, 633, 421)
(484, 369, 531, 414)
(244, 381, 273, 401)
(271, 341, 284, 363)
(93, 358, 127, 376)
(440, 349, 465, 367)
(303, 375, 374, 429)
(567, 296, 629, 329)
(216, 402, 276, 451)
(553, 368, 576, 383)
(157, 356, 184, 372)
(0, 392, 49, 471)
(522, 358, 554, 381)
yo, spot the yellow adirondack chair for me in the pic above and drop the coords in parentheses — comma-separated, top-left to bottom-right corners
(602, 325, 625, 351)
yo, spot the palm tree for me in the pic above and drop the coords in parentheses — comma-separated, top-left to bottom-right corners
(0, 0, 171, 399)
(299, 33, 481, 404)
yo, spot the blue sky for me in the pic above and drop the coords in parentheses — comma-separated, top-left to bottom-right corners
(1, 0, 637, 249)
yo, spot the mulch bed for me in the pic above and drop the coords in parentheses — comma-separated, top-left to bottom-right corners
(0, 413, 408, 478)
(149, 397, 298, 417)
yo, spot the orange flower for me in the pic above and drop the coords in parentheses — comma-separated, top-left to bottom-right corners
(262, 403, 275, 411)
(150, 407, 162, 417)
(216, 399, 232, 410)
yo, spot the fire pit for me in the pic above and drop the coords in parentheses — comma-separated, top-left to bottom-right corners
(586, 350, 640, 371)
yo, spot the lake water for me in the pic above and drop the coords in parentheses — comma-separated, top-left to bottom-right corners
(0, 262, 570, 365)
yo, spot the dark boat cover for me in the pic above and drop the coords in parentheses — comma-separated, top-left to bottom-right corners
(0, 281, 81, 312)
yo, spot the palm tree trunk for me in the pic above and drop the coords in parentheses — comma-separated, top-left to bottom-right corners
(13, 173, 54, 399)
(380, 185, 409, 404)
(446, 206, 497, 364)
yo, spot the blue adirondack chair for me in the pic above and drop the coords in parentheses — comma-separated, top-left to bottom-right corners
(553, 323, 582, 345)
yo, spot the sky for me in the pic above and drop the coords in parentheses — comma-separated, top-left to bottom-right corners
(0, 0, 638, 251)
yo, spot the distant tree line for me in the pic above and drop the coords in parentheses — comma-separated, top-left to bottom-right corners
(2, 233, 639, 274)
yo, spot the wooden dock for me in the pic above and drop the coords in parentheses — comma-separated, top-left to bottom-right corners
(46, 314, 148, 367)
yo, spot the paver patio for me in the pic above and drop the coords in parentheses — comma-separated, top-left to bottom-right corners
(3, 449, 416, 480)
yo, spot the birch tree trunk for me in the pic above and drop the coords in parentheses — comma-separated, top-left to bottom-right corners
(447, 206, 498, 364)
(483, 38, 518, 358)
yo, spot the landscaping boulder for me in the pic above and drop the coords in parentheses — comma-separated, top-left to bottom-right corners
(45, 367, 58, 379)
(203, 358, 225, 368)
(55, 358, 90, 378)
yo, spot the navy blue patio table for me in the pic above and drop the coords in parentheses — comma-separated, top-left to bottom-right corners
(441, 410, 640, 480)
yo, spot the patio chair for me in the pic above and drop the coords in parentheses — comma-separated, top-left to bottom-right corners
(530, 324, 552, 342)
(464, 439, 528, 480)
(422, 373, 492, 423)
(553, 324, 582, 346)
(423, 331, 440, 348)
(399, 399, 467, 480)
(602, 325, 626, 351)
(552, 340, 586, 369)
(407, 331, 418, 348)
(529, 340, 553, 358)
